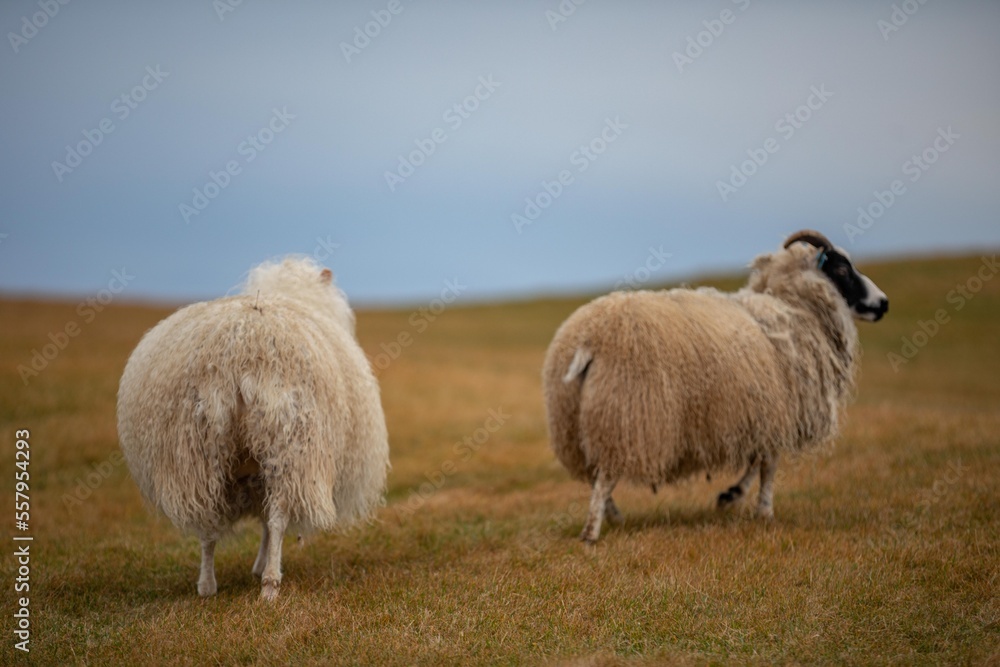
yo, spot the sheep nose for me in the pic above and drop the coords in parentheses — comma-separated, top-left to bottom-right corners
(873, 298, 888, 321)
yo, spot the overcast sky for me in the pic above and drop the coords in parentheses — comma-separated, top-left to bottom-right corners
(2, 1, 997, 305)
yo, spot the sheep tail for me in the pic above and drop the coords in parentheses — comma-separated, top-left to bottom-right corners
(562, 347, 593, 384)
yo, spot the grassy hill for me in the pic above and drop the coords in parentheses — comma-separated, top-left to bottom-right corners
(2, 253, 997, 665)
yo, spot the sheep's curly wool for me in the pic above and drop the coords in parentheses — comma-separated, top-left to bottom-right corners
(543, 241, 858, 491)
(117, 257, 388, 576)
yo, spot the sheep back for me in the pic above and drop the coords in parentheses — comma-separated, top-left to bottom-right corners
(543, 288, 798, 486)
(117, 294, 388, 538)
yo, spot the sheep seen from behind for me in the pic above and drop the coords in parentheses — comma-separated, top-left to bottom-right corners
(542, 230, 889, 543)
(117, 257, 389, 599)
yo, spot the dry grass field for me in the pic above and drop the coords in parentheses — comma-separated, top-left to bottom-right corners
(2, 253, 998, 665)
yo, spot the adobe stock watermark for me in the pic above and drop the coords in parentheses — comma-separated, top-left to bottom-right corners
(394, 407, 510, 518)
(879, 457, 964, 548)
(17, 268, 135, 385)
(179, 107, 295, 223)
(520, 500, 587, 555)
(7, 0, 73, 54)
(844, 126, 958, 244)
(51, 65, 169, 183)
(886, 254, 997, 372)
(311, 235, 340, 263)
(672, 0, 751, 74)
(61, 451, 127, 511)
(545, 0, 589, 32)
(384, 75, 501, 192)
(371, 278, 467, 372)
(612, 246, 673, 291)
(511, 116, 628, 234)
(716, 84, 832, 202)
(213, 0, 245, 22)
(341, 0, 409, 64)
(877, 0, 931, 41)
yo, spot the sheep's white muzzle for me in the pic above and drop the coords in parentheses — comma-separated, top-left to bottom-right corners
(854, 274, 889, 322)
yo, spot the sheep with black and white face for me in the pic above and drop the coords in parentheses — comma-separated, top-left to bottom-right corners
(543, 230, 888, 543)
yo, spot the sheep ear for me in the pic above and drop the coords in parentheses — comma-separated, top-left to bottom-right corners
(320, 268, 332, 284)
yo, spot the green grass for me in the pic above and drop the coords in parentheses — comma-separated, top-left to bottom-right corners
(2, 253, 998, 665)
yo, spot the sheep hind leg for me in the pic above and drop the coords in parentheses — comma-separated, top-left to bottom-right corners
(581, 471, 617, 544)
(197, 538, 218, 597)
(260, 507, 288, 601)
(252, 522, 270, 578)
(604, 497, 624, 527)
(717, 454, 760, 510)
(756, 452, 778, 520)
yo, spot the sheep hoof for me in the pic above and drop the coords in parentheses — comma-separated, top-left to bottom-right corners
(260, 579, 280, 601)
(756, 507, 774, 521)
(717, 486, 744, 510)
(579, 524, 600, 545)
(197, 579, 217, 597)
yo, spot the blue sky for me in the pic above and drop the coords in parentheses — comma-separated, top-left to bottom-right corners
(2, 1, 998, 305)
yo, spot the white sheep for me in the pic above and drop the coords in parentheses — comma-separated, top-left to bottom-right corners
(542, 230, 888, 543)
(117, 257, 389, 599)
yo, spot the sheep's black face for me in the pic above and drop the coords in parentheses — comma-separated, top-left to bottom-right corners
(818, 249, 889, 322)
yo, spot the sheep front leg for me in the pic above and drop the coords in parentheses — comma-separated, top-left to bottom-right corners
(717, 454, 760, 509)
(260, 508, 288, 601)
(756, 452, 778, 520)
(581, 471, 617, 544)
(252, 522, 270, 578)
(197, 538, 217, 597)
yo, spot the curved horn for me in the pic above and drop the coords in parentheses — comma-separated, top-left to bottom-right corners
(783, 229, 832, 251)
